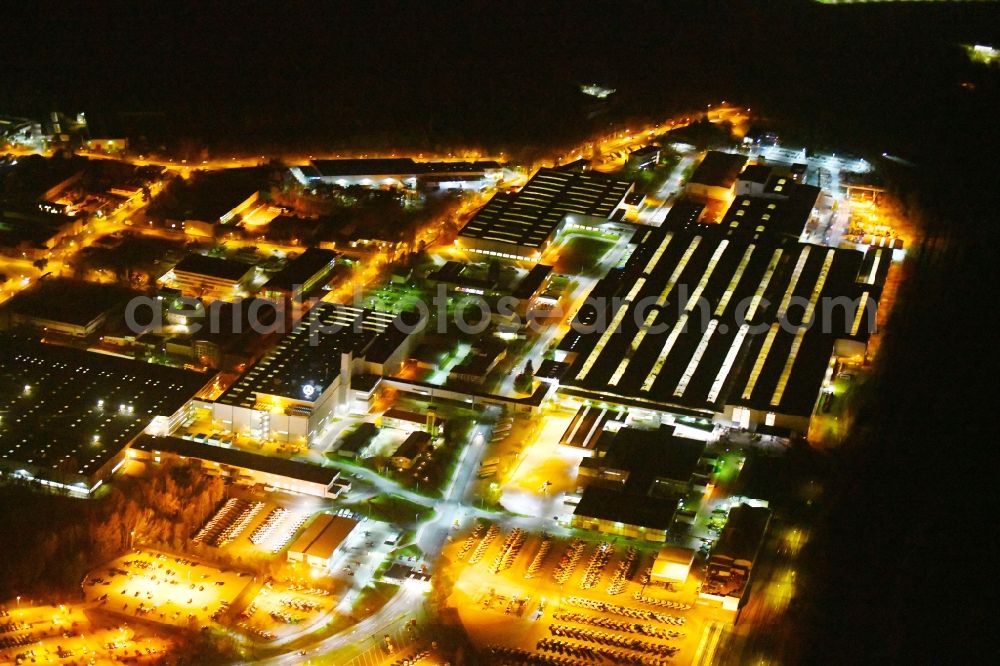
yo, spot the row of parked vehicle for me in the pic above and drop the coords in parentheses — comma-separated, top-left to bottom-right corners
(194, 498, 263, 547)
(457, 521, 487, 560)
(547, 625, 680, 657)
(606, 547, 638, 596)
(563, 597, 684, 626)
(538, 636, 675, 665)
(553, 539, 585, 586)
(551, 611, 684, 640)
(486, 644, 591, 666)
(469, 524, 500, 565)
(631, 592, 691, 611)
(490, 528, 526, 574)
(524, 535, 552, 579)
(579, 542, 613, 590)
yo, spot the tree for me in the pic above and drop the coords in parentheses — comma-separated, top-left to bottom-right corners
(514, 360, 534, 393)
(32, 258, 49, 271)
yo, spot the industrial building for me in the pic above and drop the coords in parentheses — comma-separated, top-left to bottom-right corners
(700, 503, 772, 612)
(626, 145, 661, 171)
(333, 422, 379, 459)
(5, 278, 137, 338)
(684, 151, 748, 200)
(380, 407, 438, 433)
(717, 189, 821, 242)
(735, 164, 774, 196)
(291, 158, 503, 191)
(129, 434, 345, 498)
(260, 248, 339, 302)
(572, 425, 708, 542)
(391, 431, 432, 469)
(287, 513, 360, 568)
(0, 209, 79, 261)
(555, 216, 883, 434)
(211, 303, 420, 445)
(0, 339, 213, 496)
(558, 404, 626, 450)
(650, 546, 697, 585)
(456, 167, 635, 260)
(160, 254, 257, 302)
(148, 167, 266, 235)
(186, 298, 281, 370)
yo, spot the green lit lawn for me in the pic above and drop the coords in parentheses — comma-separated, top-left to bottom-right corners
(553, 235, 615, 275)
(346, 493, 435, 526)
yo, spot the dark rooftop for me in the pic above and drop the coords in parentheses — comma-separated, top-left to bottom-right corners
(216, 303, 411, 407)
(0, 210, 72, 249)
(149, 167, 267, 223)
(310, 158, 501, 178)
(458, 168, 633, 249)
(7, 278, 137, 328)
(574, 485, 680, 530)
(131, 434, 339, 486)
(738, 164, 773, 185)
(393, 431, 431, 460)
(262, 248, 338, 294)
(712, 503, 772, 563)
(172, 254, 256, 281)
(583, 425, 706, 490)
(0, 339, 211, 480)
(629, 145, 661, 157)
(190, 298, 280, 345)
(662, 199, 705, 231)
(336, 422, 379, 456)
(536, 359, 571, 381)
(512, 264, 554, 300)
(688, 151, 748, 188)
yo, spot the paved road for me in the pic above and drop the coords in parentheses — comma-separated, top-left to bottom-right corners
(638, 152, 699, 226)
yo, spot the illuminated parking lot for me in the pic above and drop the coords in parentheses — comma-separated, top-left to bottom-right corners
(443, 524, 734, 665)
(83, 549, 252, 629)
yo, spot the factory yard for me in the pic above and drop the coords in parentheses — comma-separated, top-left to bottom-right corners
(0, 603, 172, 666)
(445, 524, 730, 665)
(236, 581, 336, 642)
(82, 549, 252, 630)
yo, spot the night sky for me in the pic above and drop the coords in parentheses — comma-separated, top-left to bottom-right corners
(4, 1, 998, 157)
(4, 1, 998, 661)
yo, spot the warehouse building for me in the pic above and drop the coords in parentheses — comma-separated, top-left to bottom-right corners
(212, 303, 420, 445)
(391, 431, 432, 469)
(287, 513, 360, 568)
(160, 254, 257, 302)
(650, 546, 697, 585)
(260, 248, 339, 302)
(456, 168, 634, 260)
(555, 217, 879, 434)
(700, 503, 772, 613)
(572, 425, 708, 542)
(558, 404, 626, 450)
(718, 187, 821, 242)
(685, 151, 748, 201)
(5, 278, 137, 339)
(292, 158, 503, 191)
(0, 338, 213, 496)
(626, 145, 661, 171)
(129, 434, 344, 498)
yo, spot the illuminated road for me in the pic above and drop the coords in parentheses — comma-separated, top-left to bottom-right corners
(638, 151, 699, 226)
(255, 585, 424, 665)
(256, 424, 497, 665)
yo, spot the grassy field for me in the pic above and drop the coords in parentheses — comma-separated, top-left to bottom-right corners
(552, 235, 615, 275)
(348, 493, 435, 526)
